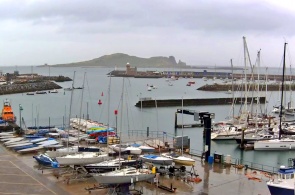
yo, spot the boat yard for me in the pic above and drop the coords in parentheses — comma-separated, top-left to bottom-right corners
(0, 135, 272, 195)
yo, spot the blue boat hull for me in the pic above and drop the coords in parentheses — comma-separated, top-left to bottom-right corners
(33, 154, 56, 166)
(268, 185, 294, 195)
(14, 144, 36, 151)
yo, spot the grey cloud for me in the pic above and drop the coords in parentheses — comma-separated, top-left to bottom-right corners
(0, 0, 294, 35)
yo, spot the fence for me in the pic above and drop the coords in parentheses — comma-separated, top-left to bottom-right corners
(189, 148, 279, 174)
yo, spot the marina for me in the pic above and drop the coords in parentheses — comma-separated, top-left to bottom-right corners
(0, 65, 294, 195)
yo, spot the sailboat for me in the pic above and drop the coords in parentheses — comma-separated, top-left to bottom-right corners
(140, 154, 173, 165)
(92, 78, 155, 184)
(91, 167, 155, 184)
(83, 158, 142, 174)
(254, 43, 295, 150)
(161, 96, 195, 166)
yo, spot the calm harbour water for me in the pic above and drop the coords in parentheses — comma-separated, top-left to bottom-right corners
(0, 65, 294, 169)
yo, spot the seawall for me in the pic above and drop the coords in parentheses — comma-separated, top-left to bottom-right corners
(135, 97, 266, 108)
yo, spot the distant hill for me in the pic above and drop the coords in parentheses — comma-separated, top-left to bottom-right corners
(46, 53, 187, 68)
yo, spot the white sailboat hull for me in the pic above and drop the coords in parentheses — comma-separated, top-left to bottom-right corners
(92, 168, 155, 184)
(140, 155, 173, 165)
(254, 139, 295, 150)
(93, 174, 154, 184)
(56, 153, 109, 165)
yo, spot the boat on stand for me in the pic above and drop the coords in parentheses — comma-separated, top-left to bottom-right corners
(267, 165, 294, 195)
(91, 167, 155, 184)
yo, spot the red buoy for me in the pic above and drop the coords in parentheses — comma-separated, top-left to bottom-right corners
(98, 99, 102, 105)
(114, 110, 118, 115)
(101, 92, 104, 96)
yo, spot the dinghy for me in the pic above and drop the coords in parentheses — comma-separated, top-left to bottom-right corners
(139, 154, 173, 165)
(162, 153, 195, 166)
(110, 144, 142, 155)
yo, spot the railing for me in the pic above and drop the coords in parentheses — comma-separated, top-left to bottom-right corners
(189, 148, 279, 174)
(127, 129, 175, 139)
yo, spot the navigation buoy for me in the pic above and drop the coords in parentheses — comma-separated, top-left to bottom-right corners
(101, 92, 104, 96)
(98, 99, 102, 105)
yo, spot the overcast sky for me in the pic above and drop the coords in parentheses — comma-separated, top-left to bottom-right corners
(0, 0, 295, 67)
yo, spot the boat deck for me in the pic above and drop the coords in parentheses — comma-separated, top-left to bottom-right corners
(0, 143, 271, 195)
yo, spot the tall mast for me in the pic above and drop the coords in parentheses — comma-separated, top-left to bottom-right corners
(255, 50, 261, 130)
(77, 72, 86, 148)
(230, 59, 234, 120)
(265, 67, 268, 114)
(107, 71, 112, 150)
(279, 42, 287, 140)
(67, 71, 76, 149)
(118, 78, 125, 169)
(181, 96, 184, 156)
(243, 36, 248, 114)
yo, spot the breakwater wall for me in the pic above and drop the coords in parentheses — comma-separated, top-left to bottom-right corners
(109, 70, 293, 81)
(0, 81, 62, 95)
(197, 83, 287, 91)
(135, 97, 266, 108)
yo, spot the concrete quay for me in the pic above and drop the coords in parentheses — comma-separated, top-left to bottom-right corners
(0, 142, 271, 195)
(135, 97, 266, 108)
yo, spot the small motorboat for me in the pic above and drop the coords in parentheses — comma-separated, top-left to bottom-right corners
(36, 91, 47, 94)
(26, 92, 35, 95)
(33, 153, 57, 166)
(48, 89, 58, 93)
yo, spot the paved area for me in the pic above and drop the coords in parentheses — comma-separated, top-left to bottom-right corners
(0, 147, 70, 195)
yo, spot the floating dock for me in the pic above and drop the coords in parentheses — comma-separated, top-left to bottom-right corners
(135, 97, 266, 108)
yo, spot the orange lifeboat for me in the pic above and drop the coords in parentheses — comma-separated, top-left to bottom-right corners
(1, 99, 16, 122)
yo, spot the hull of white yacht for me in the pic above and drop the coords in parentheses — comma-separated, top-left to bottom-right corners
(92, 168, 155, 184)
(140, 155, 173, 165)
(254, 139, 295, 150)
(56, 153, 109, 165)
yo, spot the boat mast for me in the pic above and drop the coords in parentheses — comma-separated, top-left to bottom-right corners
(243, 36, 248, 115)
(255, 50, 261, 131)
(181, 96, 184, 156)
(279, 42, 287, 140)
(106, 71, 112, 151)
(265, 67, 268, 115)
(67, 71, 76, 149)
(118, 78, 125, 169)
(77, 72, 86, 148)
(230, 59, 234, 121)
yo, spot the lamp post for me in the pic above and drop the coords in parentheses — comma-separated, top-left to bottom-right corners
(19, 104, 23, 130)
